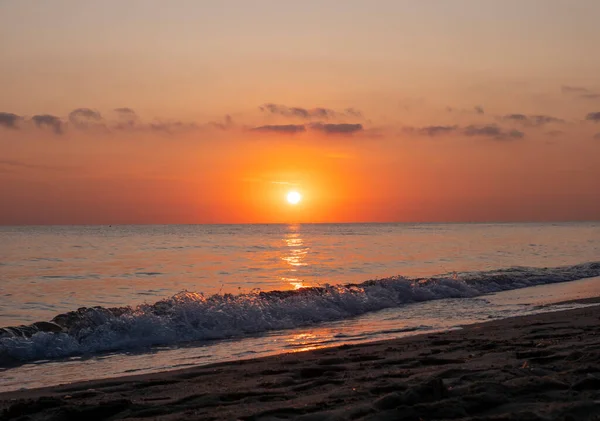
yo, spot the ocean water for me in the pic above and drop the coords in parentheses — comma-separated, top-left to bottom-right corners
(1, 222, 600, 391)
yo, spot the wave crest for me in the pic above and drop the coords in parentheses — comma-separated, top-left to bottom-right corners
(1, 261, 599, 365)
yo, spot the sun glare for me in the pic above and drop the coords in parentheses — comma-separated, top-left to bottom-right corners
(286, 191, 302, 205)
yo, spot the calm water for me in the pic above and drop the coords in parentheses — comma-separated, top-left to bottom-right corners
(2, 223, 600, 325)
(1, 222, 600, 391)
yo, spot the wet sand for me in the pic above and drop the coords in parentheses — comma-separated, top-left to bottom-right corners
(2, 303, 600, 420)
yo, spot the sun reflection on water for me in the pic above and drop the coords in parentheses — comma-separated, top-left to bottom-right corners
(285, 332, 325, 353)
(280, 225, 310, 290)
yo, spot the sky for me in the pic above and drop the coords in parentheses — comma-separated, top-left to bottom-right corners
(1, 0, 600, 224)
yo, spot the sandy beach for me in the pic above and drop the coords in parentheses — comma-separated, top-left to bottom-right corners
(2, 303, 600, 420)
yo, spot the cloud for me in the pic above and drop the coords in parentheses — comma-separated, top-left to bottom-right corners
(114, 107, 136, 115)
(562, 85, 591, 94)
(210, 114, 234, 130)
(545, 130, 564, 137)
(404, 124, 523, 140)
(259, 104, 363, 120)
(249, 123, 364, 135)
(446, 106, 485, 115)
(531, 115, 564, 125)
(113, 107, 139, 129)
(251, 124, 306, 134)
(310, 123, 363, 134)
(112, 109, 202, 133)
(562, 85, 600, 100)
(149, 121, 199, 133)
(0, 112, 21, 129)
(31, 114, 63, 134)
(586, 112, 600, 122)
(345, 108, 363, 118)
(0, 159, 31, 168)
(69, 108, 104, 130)
(404, 125, 458, 137)
(503, 114, 528, 122)
(502, 114, 564, 127)
(463, 124, 524, 140)
(0, 159, 76, 171)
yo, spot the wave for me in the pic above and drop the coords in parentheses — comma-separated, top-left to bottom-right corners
(1, 261, 599, 365)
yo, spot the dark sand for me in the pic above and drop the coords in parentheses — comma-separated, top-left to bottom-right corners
(3, 304, 600, 420)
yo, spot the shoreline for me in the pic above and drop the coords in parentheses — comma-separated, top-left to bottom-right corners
(2, 303, 600, 420)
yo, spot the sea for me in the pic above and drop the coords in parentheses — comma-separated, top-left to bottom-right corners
(1, 223, 600, 392)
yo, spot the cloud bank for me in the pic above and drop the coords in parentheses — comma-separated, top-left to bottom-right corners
(251, 124, 306, 134)
(259, 104, 363, 120)
(405, 124, 524, 140)
(250, 123, 364, 135)
(310, 123, 363, 134)
(502, 114, 564, 127)
(464, 124, 524, 140)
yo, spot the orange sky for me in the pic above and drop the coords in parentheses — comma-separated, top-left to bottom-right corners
(1, 1, 600, 224)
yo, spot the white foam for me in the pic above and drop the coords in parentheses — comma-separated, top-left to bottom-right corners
(1, 261, 599, 365)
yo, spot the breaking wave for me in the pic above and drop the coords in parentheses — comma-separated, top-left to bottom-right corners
(1, 261, 599, 365)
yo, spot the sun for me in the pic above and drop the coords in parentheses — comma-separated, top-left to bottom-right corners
(286, 191, 302, 205)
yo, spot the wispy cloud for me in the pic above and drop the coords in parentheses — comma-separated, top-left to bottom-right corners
(404, 125, 459, 137)
(111, 108, 203, 133)
(249, 122, 365, 135)
(113, 107, 139, 130)
(310, 123, 363, 134)
(32, 114, 63, 134)
(210, 115, 234, 130)
(148, 121, 199, 133)
(0, 159, 77, 171)
(114, 107, 136, 115)
(69, 108, 104, 130)
(562, 85, 591, 94)
(586, 112, 600, 122)
(562, 85, 600, 100)
(251, 124, 306, 134)
(446, 106, 485, 115)
(0, 107, 207, 136)
(404, 123, 524, 140)
(502, 114, 564, 127)
(259, 104, 363, 120)
(0, 112, 21, 129)
(463, 124, 524, 140)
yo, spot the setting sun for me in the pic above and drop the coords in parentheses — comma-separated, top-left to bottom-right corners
(286, 191, 302, 205)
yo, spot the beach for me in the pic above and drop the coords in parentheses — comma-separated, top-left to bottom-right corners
(3, 1, 600, 418)
(2, 302, 600, 420)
